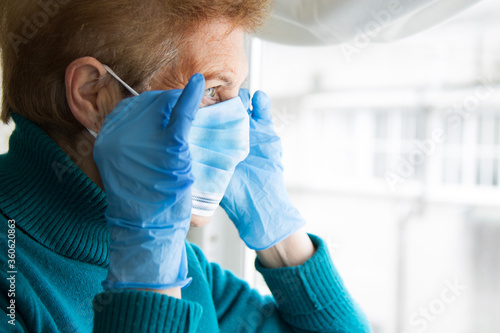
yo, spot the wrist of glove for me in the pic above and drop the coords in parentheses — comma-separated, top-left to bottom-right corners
(220, 90, 306, 251)
(103, 222, 190, 290)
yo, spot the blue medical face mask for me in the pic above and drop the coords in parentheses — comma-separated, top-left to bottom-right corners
(189, 97, 249, 216)
(90, 65, 250, 216)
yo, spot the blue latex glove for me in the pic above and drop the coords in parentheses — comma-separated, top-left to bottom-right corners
(220, 90, 306, 250)
(93, 74, 205, 290)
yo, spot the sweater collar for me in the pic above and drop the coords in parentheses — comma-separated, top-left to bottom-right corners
(0, 113, 109, 266)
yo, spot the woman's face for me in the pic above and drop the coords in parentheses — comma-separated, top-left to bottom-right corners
(151, 21, 249, 227)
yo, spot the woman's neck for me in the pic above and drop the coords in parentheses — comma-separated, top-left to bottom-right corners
(53, 129, 104, 191)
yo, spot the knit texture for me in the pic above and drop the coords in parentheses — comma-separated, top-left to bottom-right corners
(0, 113, 371, 332)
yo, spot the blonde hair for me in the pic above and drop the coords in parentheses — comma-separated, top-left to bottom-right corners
(0, 0, 271, 138)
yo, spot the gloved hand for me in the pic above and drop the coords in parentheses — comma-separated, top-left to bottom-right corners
(93, 74, 205, 290)
(220, 89, 306, 250)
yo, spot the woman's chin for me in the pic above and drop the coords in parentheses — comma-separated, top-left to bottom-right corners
(190, 214, 211, 227)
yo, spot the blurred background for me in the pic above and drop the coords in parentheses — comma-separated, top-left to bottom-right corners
(1, 1, 499, 332)
(190, 1, 500, 333)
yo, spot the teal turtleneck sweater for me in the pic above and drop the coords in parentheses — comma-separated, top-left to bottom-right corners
(0, 113, 371, 333)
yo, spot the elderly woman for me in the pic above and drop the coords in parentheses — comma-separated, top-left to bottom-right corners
(0, 1, 370, 332)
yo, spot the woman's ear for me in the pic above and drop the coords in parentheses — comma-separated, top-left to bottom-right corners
(65, 57, 119, 133)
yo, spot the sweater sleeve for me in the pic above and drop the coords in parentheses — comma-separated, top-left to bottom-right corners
(197, 234, 371, 333)
(92, 289, 203, 333)
(255, 234, 372, 333)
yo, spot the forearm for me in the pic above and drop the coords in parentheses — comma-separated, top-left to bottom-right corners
(255, 234, 372, 332)
(256, 229, 316, 268)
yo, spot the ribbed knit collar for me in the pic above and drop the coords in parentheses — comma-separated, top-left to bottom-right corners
(0, 113, 109, 266)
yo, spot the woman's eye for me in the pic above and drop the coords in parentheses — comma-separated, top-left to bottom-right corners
(204, 87, 216, 99)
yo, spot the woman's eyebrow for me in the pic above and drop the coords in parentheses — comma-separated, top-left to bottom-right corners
(204, 71, 247, 88)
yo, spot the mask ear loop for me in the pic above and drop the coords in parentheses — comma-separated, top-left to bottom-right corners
(87, 65, 140, 138)
(102, 64, 140, 97)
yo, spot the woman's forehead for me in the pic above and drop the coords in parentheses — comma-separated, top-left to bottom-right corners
(152, 22, 248, 90)
(183, 22, 247, 86)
